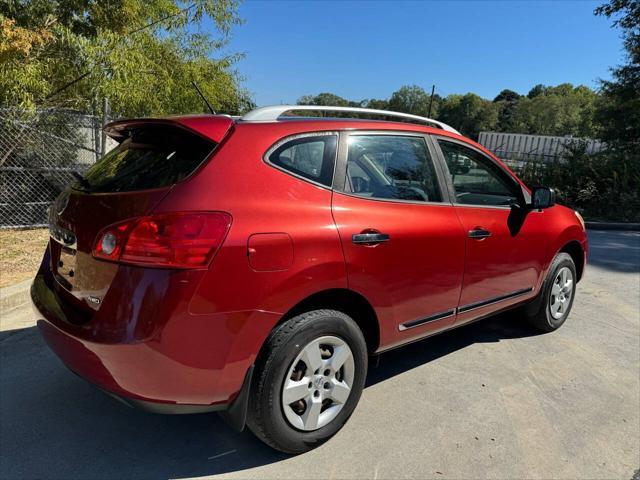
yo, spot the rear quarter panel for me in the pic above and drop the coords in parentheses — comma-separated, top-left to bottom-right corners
(154, 123, 348, 316)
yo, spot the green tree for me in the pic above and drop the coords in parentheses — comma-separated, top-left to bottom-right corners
(360, 98, 390, 110)
(388, 85, 435, 117)
(0, 0, 253, 116)
(493, 89, 521, 132)
(505, 84, 598, 136)
(298, 92, 353, 107)
(296, 92, 359, 117)
(296, 82, 599, 138)
(439, 93, 498, 140)
(594, 0, 640, 149)
(527, 84, 548, 99)
(493, 89, 521, 103)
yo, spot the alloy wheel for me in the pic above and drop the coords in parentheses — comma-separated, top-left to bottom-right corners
(550, 266, 574, 319)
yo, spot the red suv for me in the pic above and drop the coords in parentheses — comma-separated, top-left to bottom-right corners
(32, 105, 587, 453)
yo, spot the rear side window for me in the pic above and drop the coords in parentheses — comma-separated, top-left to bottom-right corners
(73, 124, 215, 193)
(344, 135, 443, 203)
(267, 134, 337, 187)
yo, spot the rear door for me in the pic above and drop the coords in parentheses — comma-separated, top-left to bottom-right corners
(331, 131, 465, 350)
(49, 122, 221, 311)
(432, 137, 549, 323)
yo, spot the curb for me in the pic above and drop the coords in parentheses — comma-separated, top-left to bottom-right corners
(0, 279, 32, 314)
(586, 221, 640, 232)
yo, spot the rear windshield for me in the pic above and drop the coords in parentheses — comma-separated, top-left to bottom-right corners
(73, 124, 215, 193)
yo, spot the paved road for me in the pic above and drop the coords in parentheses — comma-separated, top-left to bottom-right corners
(1, 230, 638, 479)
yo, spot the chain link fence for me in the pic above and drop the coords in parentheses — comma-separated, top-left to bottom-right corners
(0, 108, 114, 229)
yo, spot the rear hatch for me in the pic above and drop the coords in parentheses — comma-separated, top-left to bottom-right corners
(48, 116, 233, 318)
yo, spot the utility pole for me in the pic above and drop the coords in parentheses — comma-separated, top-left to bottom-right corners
(100, 97, 109, 159)
(427, 84, 435, 117)
(93, 98, 101, 163)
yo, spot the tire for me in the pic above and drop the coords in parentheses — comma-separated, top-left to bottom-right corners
(247, 309, 368, 454)
(523, 252, 577, 332)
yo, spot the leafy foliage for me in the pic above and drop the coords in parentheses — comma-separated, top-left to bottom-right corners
(518, 142, 640, 221)
(594, 0, 639, 150)
(298, 92, 354, 108)
(438, 93, 499, 139)
(0, 0, 253, 116)
(0, 15, 54, 106)
(493, 89, 521, 103)
(388, 85, 435, 117)
(297, 83, 599, 141)
(504, 84, 598, 137)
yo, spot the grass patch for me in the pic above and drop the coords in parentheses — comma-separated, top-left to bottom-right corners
(0, 229, 49, 288)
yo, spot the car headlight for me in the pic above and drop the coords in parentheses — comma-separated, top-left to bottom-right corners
(575, 210, 585, 231)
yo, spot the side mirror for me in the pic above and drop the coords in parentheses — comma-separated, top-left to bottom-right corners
(530, 187, 556, 209)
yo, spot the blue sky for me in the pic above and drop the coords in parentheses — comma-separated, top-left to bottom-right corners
(216, 0, 625, 105)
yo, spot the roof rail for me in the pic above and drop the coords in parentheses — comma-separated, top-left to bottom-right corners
(240, 105, 461, 135)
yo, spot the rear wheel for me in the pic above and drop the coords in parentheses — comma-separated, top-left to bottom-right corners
(247, 309, 367, 454)
(523, 252, 577, 332)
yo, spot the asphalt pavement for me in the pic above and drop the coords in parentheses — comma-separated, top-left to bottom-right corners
(1, 230, 638, 479)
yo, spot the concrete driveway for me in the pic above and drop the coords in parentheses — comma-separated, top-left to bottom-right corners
(1, 230, 638, 479)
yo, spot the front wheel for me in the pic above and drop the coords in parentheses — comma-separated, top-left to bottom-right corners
(247, 309, 368, 453)
(523, 252, 577, 332)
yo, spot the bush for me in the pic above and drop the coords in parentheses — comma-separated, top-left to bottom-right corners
(517, 141, 640, 222)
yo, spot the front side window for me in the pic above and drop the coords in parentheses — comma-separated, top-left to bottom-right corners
(438, 140, 519, 207)
(344, 135, 442, 202)
(268, 134, 337, 187)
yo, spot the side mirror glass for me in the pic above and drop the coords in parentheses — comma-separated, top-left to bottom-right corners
(531, 187, 556, 209)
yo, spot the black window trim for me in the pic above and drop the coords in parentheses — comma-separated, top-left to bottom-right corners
(430, 135, 527, 210)
(333, 130, 453, 206)
(263, 131, 339, 190)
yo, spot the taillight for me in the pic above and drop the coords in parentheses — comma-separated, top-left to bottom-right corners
(93, 212, 232, 268)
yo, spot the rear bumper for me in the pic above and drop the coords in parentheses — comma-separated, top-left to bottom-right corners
(35, 313, 226, 414)
(96, 385, 225, 414)
(31, 258, 279, 413)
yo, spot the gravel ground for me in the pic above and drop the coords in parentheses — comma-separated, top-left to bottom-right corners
(0, 228, 48, 288)
(0, 230, 638, 479)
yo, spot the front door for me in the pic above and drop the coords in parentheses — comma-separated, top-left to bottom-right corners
(434, 138, 549, 323)
(331, 132, 465, 350)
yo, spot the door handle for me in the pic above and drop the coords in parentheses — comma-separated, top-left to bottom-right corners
(352, 232, 390, 245)
(468, 228, 492, 239)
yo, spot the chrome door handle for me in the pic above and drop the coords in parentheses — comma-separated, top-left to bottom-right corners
(468, 228, 492, 239)
(352, 233, 390, 245)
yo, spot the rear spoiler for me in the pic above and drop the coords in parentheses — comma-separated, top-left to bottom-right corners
(104, 115, 235, 144)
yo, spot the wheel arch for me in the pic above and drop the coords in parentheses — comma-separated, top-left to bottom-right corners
(277, 288, 380, 354)
(559, 240, 585, 281)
